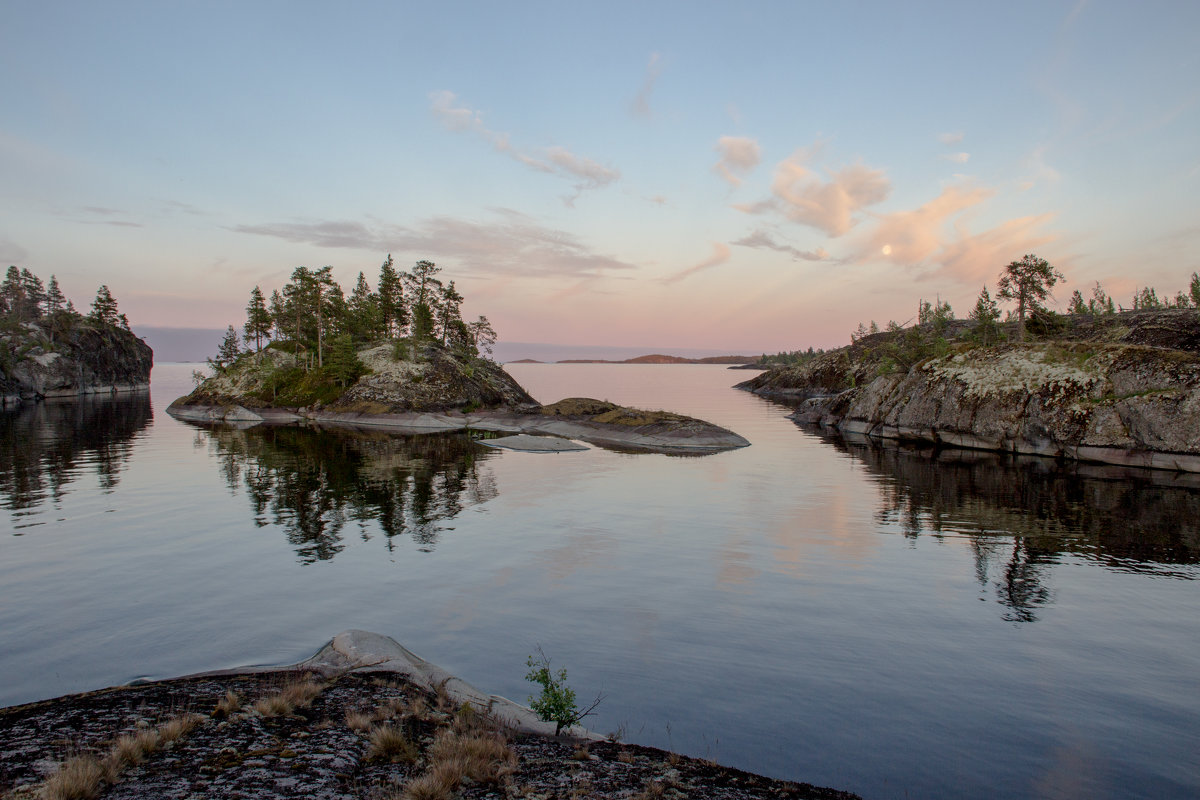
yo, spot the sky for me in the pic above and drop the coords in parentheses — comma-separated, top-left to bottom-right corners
(2, 1, 1198, 353)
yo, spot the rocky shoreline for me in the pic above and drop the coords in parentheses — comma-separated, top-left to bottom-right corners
(0, 631, 856, 800)
(739, 309, 1200, 473)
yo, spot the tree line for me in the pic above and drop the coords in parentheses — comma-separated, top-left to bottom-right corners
(853, 255, 1200, 346)
(0, 266, 130, 334)
(214, 257, 497, 375)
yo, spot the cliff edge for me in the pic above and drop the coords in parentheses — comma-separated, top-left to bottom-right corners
(0, 319, 152, 405)
(739, 309, 1200, 472)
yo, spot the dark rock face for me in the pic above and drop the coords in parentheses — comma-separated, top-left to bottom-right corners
(0, 321, 152, 403)
(740, 310, 1200, 472)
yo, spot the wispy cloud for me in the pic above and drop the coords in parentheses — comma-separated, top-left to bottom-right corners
(430, 90, 619, 205)
(731, 229, 828, 262)
(663, 242, 731, 283)
(232, 209, 638, 279)
(713, 136, 762, 186)
(941, 152, 971, 164)
(630, 52, 662, 119)
(743, 148, 891, 237)
(938, 131, 965, 145)
(0, 235, 29, 264)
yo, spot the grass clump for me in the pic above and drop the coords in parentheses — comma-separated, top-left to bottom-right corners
(253, 676, 324, 717)
(42, 754, 105, 800)
(367, 723, 419, 763)
(212, 689, 242, 718)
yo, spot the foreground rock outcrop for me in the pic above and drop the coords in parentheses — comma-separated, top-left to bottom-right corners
(740, 309, 1200, 472)
(170, 344, 749, 454)
(0, 631, 857, 800)
(0, 319, 152, 405)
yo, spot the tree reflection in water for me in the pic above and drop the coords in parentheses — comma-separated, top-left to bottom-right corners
(193, 425, 499, 562)
(820, 432, 1199, 622)
(0, 394, 151, 524)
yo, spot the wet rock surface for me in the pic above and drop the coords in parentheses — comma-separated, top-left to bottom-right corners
(0, 671, 856, 800)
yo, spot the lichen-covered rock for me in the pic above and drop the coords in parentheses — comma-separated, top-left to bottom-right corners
(741, 310, 1200, 472)
(0, 320, 152, 403)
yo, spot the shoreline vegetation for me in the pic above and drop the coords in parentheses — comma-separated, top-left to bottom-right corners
(0, 631, 859, 800)
(170, 257, 749, 453)
(741, 257, 1200, 472)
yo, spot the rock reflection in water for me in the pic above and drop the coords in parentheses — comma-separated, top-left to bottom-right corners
(0, 393, 151, 524)
(193, 425, 499, 562)
(821, 432, 1199, 622)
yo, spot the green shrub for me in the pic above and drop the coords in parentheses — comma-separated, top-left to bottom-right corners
(525, 649, 602, 735)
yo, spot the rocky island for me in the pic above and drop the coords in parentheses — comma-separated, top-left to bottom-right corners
(0, 271, 151, 405)
(0, 631, 856, 800)
(740, 306, 1200, 472)
(168, 260, 748, 454)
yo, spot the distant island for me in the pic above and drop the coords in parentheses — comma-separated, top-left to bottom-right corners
(508, 354, 757, 365)
(0, 268, 151, 405)
(742, 257, 1200, 472)
(170, 258, 748, 454)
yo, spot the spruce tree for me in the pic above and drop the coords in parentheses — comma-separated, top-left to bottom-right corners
(377, 255, 405, 337)
(969, 285, 1001, 345)
(244, 286, 273, 356)
(1190, 272, 1200, 308)
(46, 275, 65, 315)
(213, 325, 242, 371)
(89, 285, 121, 326)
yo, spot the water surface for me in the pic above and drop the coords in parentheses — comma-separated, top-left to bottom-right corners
(2, 363, 1197, 799)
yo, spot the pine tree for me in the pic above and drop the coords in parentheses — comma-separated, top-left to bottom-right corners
(244, 286, 273, 356)
(1068, 290, 1088, 315)
(1088, 282, 1111, 314)
(89, 285, 121, 326)
(436, 280, 464, 344)
(326, 334, 365, 387)
(1190, 272, 1200, 308)
(347, 271, 380, 341)
(997, 254, 1064, 341)
(467, 315, 497, 358)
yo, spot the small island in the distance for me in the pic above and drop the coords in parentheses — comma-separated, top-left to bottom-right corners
(168, 258, 749, 454)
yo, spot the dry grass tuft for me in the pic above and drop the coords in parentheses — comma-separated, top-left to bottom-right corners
(666, 750, 681, 767)
(571, 744, 590, 760)
(101, 729, 159, 781)
(367, 724, 418, 763)
(427, 729, 516, 783)
(400, 767, 456, 800)
(253, 677, 324, 717)
(616, 749, 634, 764)
(634, 779, 667, 799)
(42, 755, 105, 800)
(345, 709, 375, 732)
(158, 713, 201, 744)
(212, 689, 242, 718)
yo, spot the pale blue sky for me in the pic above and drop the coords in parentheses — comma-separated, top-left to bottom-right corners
(2, 1, 1197, 350)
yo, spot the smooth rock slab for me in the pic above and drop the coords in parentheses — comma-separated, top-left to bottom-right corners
(477, 434, 589, 452)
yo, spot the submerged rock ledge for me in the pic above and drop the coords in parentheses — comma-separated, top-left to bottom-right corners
(0, 630, 857, 800)
(167, 401, 750, 454)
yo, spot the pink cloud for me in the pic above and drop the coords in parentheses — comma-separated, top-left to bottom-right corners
(664, 242, 732, 283)
(757, 151, 891, 237)
(713, 136, 762, 186)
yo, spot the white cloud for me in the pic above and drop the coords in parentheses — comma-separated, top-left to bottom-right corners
(232, 210, 638, 279)
(941, 152, 971, 164)
(713, 136, 762, 186)
(938, 131, 965, 145)
(664, 242, 732, 283)
(430, 91, 620, 204)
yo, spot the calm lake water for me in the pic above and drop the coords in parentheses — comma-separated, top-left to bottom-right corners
(2, 362, 1198, 799)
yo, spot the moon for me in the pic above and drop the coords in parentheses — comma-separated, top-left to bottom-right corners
(881, 244, 892, 256)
